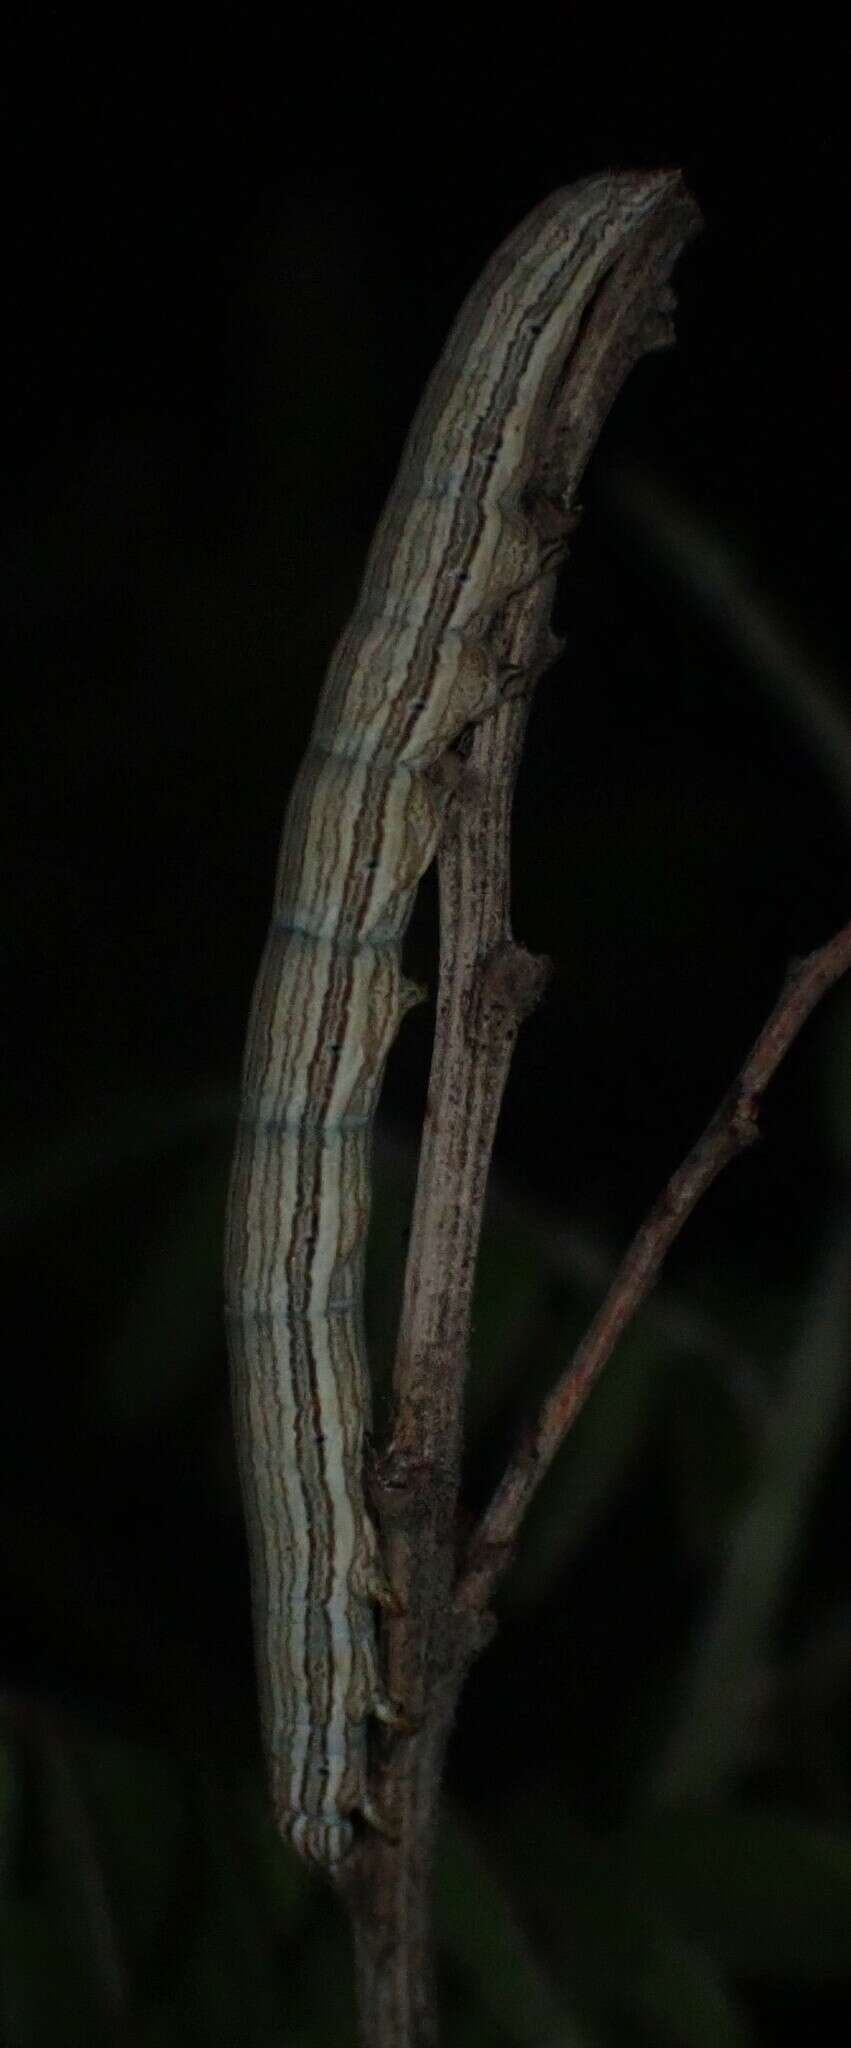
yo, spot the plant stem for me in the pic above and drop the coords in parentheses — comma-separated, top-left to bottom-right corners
(339, 176, 702, 2046)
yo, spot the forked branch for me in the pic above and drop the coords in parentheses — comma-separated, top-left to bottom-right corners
(459, 917, 851, 1618)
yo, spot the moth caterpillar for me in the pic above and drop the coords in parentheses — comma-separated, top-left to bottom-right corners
(225, 172, 683, 1867)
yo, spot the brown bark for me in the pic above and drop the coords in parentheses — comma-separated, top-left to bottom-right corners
(338, 176, 705, 2046)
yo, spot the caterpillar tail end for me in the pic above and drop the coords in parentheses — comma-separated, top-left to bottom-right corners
(286, 1811, 355, 1870)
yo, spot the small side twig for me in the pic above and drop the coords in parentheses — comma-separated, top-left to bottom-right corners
(459, 919, 851, 1615)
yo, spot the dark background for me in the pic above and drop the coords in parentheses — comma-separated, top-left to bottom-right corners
(2, 10, 850, 2044)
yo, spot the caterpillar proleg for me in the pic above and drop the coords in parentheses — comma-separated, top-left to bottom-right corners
(225, 173, 687, 1868)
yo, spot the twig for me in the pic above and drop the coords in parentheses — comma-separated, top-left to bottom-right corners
(377, 1122, 772, 1427)
(339, 176, 701, 2048)
(459, 918, 851, 1617)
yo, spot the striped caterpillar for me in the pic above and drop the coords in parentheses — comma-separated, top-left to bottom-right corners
(225, 172, 683, 1868)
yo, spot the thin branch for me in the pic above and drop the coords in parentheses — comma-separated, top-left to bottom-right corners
(340, 176, 701, 2048)
(378, 1123, 772, 1426)
(459, 917, 851, 1616)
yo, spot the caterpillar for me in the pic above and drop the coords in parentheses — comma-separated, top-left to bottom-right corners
(224, 171, 683, 1868)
